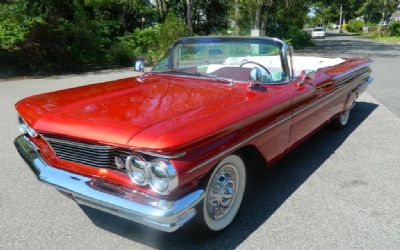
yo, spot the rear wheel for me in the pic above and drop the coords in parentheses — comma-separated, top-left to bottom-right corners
(333, 107, 351, 129)
(197, 154, 246, 232)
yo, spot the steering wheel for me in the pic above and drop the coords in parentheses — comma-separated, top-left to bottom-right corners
(240, 60, 272, 76)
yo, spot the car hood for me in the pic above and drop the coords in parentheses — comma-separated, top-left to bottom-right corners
(16, 75, 244, 149)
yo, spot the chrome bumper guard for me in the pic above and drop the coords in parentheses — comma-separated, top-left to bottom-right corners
(14, 135, 204, 232)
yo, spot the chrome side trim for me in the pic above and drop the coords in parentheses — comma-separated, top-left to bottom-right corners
(187, 115, 292, 174)
(293, 69, 371, 117)
(15, 135, 204, 232)
(292, 84, 347, 117)
(332, 63, 371, 82)
(187, 68, 372, 174)
(138, 150, 187, 159)
(187, 84, 350, 174)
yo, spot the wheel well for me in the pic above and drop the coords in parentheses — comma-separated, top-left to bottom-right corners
(197, 145, 266, 189)
(235, 145, 267, 170)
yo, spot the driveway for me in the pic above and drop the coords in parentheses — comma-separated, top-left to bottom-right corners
(1, 34, 400, 249)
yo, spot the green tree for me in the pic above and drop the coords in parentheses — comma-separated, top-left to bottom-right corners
(357, 0, 399, 23)
(167, 0, 230, 35)
(229, 0, 305, 36)
(311, 0, 399, 26)
(158, 12, 188, 52)
(310, 0, 365, 28)
(252, 0, 303, 32)
(154, 0, 167, 19)
(83, 0, 157, 31)
(357, 0, 385, 22)
(227, 0, 311, 48)
(0, 1, 39, 49)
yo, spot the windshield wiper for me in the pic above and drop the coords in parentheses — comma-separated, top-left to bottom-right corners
(149, 70, 234, 85)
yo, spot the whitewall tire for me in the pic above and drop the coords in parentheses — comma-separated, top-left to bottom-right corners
(198, 154, 247, 232)
(333, 107, 351, 129)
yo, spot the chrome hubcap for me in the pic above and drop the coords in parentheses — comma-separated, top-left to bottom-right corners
(206, 164, 239, 220)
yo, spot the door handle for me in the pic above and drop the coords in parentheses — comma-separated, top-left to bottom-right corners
(316, 81, 333, 89)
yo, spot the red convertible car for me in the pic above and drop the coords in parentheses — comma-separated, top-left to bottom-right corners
(15, 37, 372, 233)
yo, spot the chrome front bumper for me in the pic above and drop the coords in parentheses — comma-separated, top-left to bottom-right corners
(14, 135, 204, 232)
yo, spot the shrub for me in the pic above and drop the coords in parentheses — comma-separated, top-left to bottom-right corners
(112, 13, 188, 65)
(16, 17, 111, 72)
(366, 22, 378, 34)
(110, 43, 136, 66)
(346, 20, 365, 33)
(112, 26, 160, 65)
(389, 21, 400, 36)
(341, 23, 347, 32)
(130, 26, 160, 63)
(0, 2, 38, 50)
(282, 27, 312, 49)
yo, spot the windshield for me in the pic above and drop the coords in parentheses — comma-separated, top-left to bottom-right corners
(314, 28, 325, 31)
(152, 38, 286, 84)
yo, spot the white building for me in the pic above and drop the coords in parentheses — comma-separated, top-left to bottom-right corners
(392, 4, 400, 22)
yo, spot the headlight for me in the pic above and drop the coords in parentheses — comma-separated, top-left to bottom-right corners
(123, 153, 179, 195)
(148, 159, 178, 195)
(125, 154, 148, 186)
(18, 115, 38, 137)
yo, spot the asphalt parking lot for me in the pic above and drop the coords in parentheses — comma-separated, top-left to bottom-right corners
(1, 34, 400, 249)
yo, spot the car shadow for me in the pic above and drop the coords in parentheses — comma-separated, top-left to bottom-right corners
(80, 101, 378, 249)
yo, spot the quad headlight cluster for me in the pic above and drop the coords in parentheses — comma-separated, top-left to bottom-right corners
(119, 153, 178, 195)
(18, 115, 38, 137)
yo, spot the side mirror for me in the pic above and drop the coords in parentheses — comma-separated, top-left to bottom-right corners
(303, 70, 316, 80)
(297, 70, 316, 88)
(249, 67, 263, 82)
(135, 57, 144, 72)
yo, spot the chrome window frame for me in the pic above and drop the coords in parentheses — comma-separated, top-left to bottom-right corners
(152, 36, 293, 84)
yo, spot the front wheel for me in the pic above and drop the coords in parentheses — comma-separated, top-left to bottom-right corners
(197, 154, 247, 232)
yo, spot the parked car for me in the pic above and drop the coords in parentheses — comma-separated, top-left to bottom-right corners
(312, 27, 326, 38)
(15, 36, 372, 233)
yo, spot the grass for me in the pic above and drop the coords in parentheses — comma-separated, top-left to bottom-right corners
(369, 35, 400, 43)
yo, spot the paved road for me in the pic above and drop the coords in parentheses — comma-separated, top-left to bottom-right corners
(1, 35, 400, 249)
(299, 33, 400, 117)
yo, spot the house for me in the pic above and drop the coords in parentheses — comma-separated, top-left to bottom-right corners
(392, 4, 400, 22)
(393, 12, 400, 22)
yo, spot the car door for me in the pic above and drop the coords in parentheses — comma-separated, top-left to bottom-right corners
(288, 70, 337, 147)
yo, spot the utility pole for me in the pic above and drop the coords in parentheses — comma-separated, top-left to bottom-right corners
(338, 3, 343, 33)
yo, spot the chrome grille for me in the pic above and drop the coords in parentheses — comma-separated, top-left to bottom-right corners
(42, 135, 129, 171)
